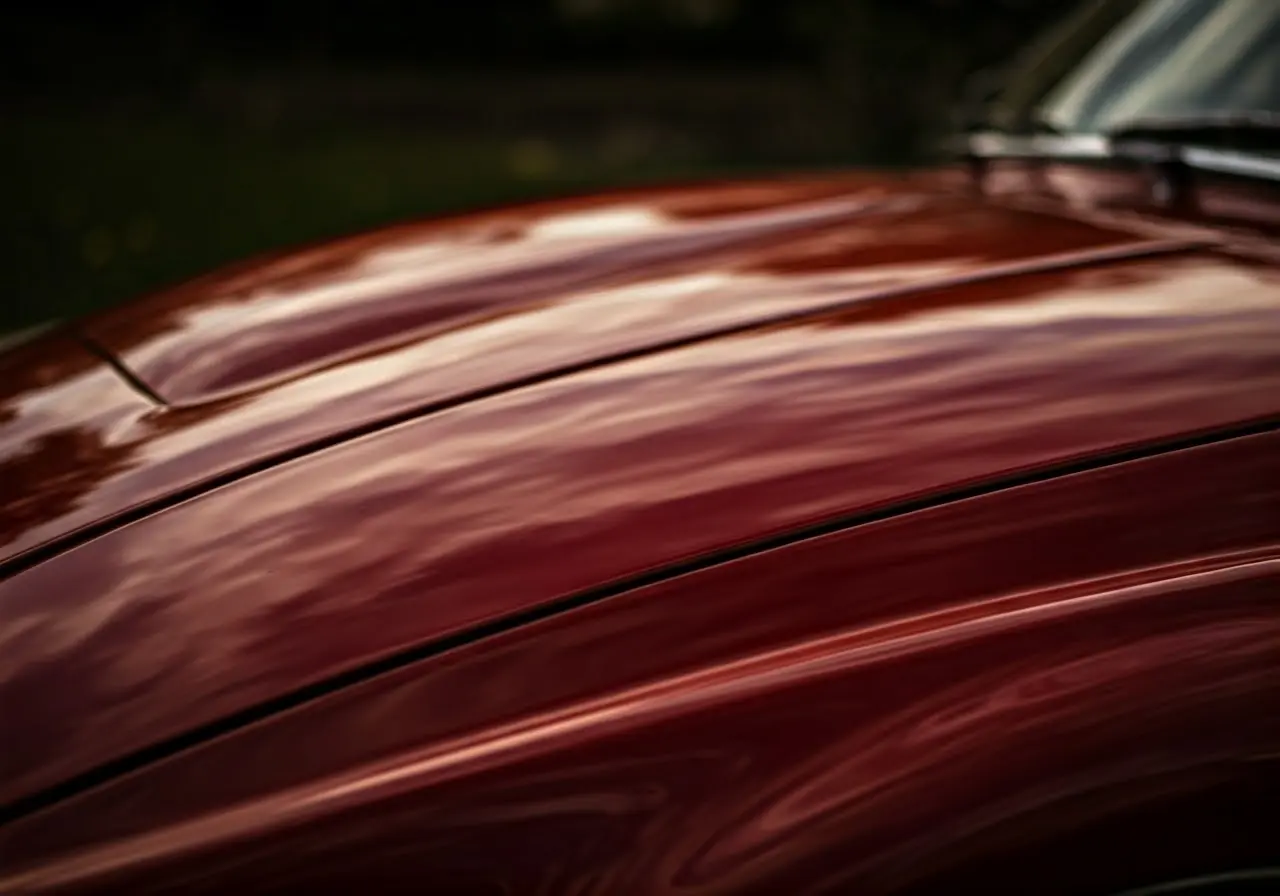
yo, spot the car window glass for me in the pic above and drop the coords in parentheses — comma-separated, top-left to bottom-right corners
(1039, 0, 1280, 132)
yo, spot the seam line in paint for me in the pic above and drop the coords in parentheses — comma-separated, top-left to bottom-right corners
(73, 330, 170, 407)
(1, 414, 1276, 826)
(2, 237, 1206, 581)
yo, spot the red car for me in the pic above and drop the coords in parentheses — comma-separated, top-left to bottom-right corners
(2, 2, 1278, 893)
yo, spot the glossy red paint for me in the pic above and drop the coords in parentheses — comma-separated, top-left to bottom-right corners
(5, 430, 1274, 890)
(1, 161, 1279, 891)
(1, 175, 1209, 570)
(0, 333, 154, 555)
(4, 429, 1277, 894)
(5, 239, 1280, 806)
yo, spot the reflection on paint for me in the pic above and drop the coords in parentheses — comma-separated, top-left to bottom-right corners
(2, 243, 1278, 819)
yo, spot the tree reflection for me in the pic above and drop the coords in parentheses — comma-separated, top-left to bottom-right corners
(0, 427, 137, 550)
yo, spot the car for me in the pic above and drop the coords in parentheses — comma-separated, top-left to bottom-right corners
(1, 1, 1278, 893)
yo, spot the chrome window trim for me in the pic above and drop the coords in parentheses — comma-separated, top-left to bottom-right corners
(967, 131, 1280, 183)
(967, 131, 1112, 159)
(1183, 145, 1280, 182)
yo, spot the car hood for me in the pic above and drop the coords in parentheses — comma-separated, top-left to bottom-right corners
(78, 171, 1199, 409)
(0, 170, 1205, 571)
(7, 168, 1280, 822)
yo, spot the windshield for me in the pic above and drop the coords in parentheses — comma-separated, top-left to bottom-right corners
(1037, 0, 1280, 133)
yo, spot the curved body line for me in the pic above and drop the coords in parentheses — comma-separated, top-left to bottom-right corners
(73, 333, 169, 407)
(5, 416, 1277, 828)
(0, 234, 1205, 582)
(9, 548, 1275, 893)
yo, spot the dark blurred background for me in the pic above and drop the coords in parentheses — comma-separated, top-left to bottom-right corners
(1, 0, 1078, 333)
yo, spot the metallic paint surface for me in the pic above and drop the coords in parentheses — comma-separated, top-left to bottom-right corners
(3, 244, 1279, 813)
(3, 431, 1277, 895)
(1, 166, 1279, 894)
(0, 177, 1205, 569)
(0, 335, 154, 556)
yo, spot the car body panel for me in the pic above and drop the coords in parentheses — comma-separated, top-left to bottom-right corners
(0, 174, 1208, 571)
(4, 430, 1278, 894)
(7, 0, 1280, 887)
(0, 335, 156, 555)
(77, 172, 1163, 408)
(2, 228, 1279, 817)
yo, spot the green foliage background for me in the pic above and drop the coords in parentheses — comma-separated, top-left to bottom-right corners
(2, 0, 1079, 332)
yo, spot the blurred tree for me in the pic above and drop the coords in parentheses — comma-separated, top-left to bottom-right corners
(545, 0, 1084, 158)
(557, 0, 740, 28)
(787, 0, 1081, 159)
(1, 0, 1102, 332)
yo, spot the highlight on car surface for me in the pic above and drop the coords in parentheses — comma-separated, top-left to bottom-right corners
(1, 1, 1277, 893)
